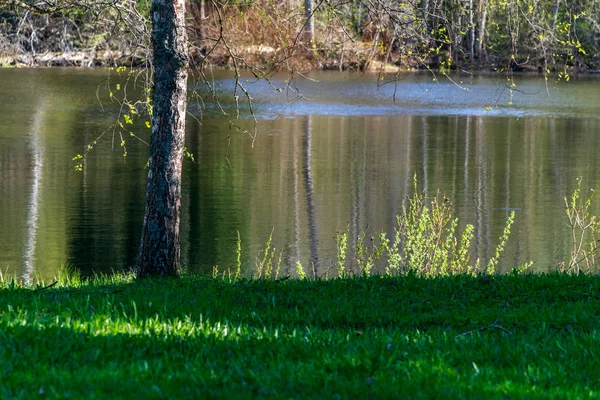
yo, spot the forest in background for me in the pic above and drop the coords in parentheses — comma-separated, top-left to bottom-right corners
(1, 0, 599, 73)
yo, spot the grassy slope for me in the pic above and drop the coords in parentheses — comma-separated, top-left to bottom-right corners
(1, 273, 599, 399)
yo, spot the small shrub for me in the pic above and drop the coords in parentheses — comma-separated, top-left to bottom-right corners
(563, 177, 600, 274)
(339, 175, 516, 277)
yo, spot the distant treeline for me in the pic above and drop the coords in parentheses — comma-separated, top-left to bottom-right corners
(1, 0, 599, 73)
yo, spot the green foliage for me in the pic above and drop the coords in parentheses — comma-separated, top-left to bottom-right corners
(354, 231, 387, 275)
(336, 176, 516, 277)
(235, 230, 242, 280)
(486, 211, 515, 275)
(563, 177, 600, 274)
(57, 263, 81, 286)
(334, 230, 348, 277)
(254, 228, 282, 280)
(226, 178, 519, 280)
(295, 260, 306, 280)
(71, 65, 194, 170)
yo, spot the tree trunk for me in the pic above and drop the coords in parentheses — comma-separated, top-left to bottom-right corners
(137, 0, 189, 278)
(304, 0, 314, 46)
(476, 0, 488, 60)
(198, 0, 206, 41)
(468, 0, 475, 64)
(550, 0, 560, 37)
(422, 0, 429, 34)
(353, 0, 363, 38)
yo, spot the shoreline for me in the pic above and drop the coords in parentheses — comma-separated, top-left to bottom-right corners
(4, 48, 597, 75)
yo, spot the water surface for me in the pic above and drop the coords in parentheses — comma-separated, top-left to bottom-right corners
(1, 69, 600, 279)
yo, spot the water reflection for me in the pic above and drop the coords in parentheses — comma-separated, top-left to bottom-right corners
(1, 69, 600, 279)
(23, 102, 45, 283)
(302, 115, 319, 272)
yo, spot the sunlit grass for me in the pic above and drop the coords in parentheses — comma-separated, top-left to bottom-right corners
(1, 273, 600, 398)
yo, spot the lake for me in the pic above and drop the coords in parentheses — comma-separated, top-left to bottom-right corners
(1, 68, 600, 280)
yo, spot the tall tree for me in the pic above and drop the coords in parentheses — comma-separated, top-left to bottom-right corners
(468, 0, 475, 63)
(304, 0, 314, 46)
(476, 0, 488, 60)
(137, 0, 189, 278)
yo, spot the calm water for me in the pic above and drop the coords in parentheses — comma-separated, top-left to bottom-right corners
(2, 68, 600, 280)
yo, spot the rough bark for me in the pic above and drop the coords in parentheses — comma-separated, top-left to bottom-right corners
(137, 0, 189, 278)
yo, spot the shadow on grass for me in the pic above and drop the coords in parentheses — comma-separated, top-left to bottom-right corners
(1, 274, 600, 398)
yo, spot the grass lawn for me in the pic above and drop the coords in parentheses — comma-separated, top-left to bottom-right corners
(1, 272, 600, 399)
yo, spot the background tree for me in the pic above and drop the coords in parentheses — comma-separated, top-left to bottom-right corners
(304, 0, 314, 46)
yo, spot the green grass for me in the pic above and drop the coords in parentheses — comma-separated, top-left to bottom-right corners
(2, 273, 600, 399)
